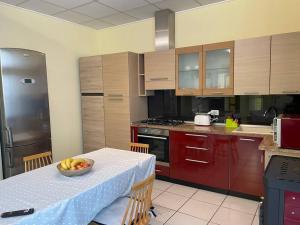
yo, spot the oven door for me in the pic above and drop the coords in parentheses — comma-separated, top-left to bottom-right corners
(137, 134, 169, 162)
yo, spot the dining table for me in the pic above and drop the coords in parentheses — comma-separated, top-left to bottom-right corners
(0, 148, 156, 225)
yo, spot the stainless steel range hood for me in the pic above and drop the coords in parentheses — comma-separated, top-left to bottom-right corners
(155, 9, 175, 51)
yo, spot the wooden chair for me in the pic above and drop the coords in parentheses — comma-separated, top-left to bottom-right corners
(129, 142, 149, 154)
(93, 174, 155, 225)
(23, 151, 53, 172)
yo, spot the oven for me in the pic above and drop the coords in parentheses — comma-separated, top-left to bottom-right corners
(137, 127, 169, 163)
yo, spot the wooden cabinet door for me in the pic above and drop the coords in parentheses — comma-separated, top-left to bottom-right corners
(81, 96, 105, 153)
(144, 49, 175, 90)
(203, 41, 234, 96)
(170, 131, 230, 190)
(104, 96, 130, 150)
(271, 32, 300, 94)
(176, 46, 203, 96)
(234, 37, 271, 95)
(230, 136, 264, 197)
(79, 56, 103, 93)
(103, 53, 130, 96)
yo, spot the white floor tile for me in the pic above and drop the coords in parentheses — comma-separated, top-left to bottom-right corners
(179, 198, 218, 221)
(192, 189, 226, 205)
(252, 215, 259, 225)
(153, 192, 188, 210)
(165, 212, 208, 225)
(152, 205, 176, 224)
(222, 196, 259, 215)
(152, 189, 163, 200)
(211, 207, 255, 225)
(154, 179, 173, 191)
(208, 223, 220, 225)
(166, 184, 197, 197)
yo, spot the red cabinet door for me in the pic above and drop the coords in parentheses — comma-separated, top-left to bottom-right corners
(155, 165, 170, 177)
(170, 131, 230, 190)
(130, 126, 138, 143)
(230, 136, 264, 197)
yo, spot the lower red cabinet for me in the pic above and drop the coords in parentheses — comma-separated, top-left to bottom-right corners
(170, 131, 230, 190)
(230, 136, 264, 197)
(155, 165, 170, 177)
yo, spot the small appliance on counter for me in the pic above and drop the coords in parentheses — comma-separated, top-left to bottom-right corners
(194, 110, 219, 126)
(274, 115, 300, 150)
(262, 155, 300, 225)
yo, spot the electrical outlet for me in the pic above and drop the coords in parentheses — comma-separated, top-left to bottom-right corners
(210, 110, 219, 116)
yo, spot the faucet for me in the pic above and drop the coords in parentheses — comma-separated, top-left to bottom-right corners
(264, 106, 278, 119)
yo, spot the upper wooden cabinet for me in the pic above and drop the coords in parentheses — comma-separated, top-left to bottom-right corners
(144, 49, 175, 90)
(102, 52, 130, 96)
(270, 32, 300, 95)
(176, 46, 203, 96)
(79, 56, 103, 93)
(234, 36, 271, 95)
(203, 41, 234, 96)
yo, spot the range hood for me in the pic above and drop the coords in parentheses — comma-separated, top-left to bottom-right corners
(155, 9, 175, 51)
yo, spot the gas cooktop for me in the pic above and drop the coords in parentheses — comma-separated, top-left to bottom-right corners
(140, 118, 184, 126)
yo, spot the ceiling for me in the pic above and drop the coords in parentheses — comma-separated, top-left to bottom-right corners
(0, 0, 226, 30)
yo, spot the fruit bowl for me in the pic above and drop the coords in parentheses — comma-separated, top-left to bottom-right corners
(57, 158, 94, 177)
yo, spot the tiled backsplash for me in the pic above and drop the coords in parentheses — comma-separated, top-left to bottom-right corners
(148, 90, 300, 125)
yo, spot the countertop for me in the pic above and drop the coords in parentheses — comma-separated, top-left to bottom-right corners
(131, 122, 300, 155)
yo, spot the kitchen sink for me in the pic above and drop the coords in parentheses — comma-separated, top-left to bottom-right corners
(232, 125, 273, 135)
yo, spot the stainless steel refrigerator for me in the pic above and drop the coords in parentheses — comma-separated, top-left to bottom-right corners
(0, 48, 51, 179)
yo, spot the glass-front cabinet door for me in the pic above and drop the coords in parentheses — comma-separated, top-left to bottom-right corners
(203, 41, 234, 96)
(176, 46, 202, 96)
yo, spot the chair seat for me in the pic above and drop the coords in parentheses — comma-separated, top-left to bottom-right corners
(93, 197, 129, 225)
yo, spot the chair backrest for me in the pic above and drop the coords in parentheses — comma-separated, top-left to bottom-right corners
(23, 151, 53, 172)
(129, 142, 149, 154)
(122, 174, 155, 225)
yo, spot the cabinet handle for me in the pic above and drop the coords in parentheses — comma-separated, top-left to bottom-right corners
(282, 90, 299, 94)
(186, 146, 209, 151)
(244, 92, 259, 95)
(211, 92, 224, 95)
(185, 133, 208, 138)
(155, 169, 162, 172)
(107, 94, 124, 97)
(149, 77, 168, 81)
(107, 98, 123, 101)
(185, 158, 208, 164)
(240, 138, 256, 142)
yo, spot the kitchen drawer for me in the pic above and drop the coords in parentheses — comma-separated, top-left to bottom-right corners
(174, 131, 211, 148)
(285, 192, 300, 206)
(284, 205, 300, 222)
(155, 165, 170, 177)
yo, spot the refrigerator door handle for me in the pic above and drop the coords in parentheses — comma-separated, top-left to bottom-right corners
(6, 149, 14, 168)
(5, 127, 13, 147)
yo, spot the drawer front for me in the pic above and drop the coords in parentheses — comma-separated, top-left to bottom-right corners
(175, 131, 211, 148)
(155, 165, 170, 177)
(284, 205, 300, 222)
(285, 192, 300, 206)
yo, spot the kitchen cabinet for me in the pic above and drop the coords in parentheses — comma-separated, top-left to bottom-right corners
(79, 56, 105, 153)
(203, 41, 234, 96)
(81, 96, 105, 153)
(144, 49, 175, 90)
(230, 136, 264, 197)
(79, 56, 103, 93)
(176, 46, 203, 96)
(234, 36, 271, 95)
(103, 52, 147, 150)
(285, 191, 300, 225)
(155, 164, 170, 177)
(170, 131, 230, 190)
(270, 32, 300, 94)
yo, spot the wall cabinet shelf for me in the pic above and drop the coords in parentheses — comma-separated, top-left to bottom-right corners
(138, 54, 154, 96)
(176, 46, 203, 96)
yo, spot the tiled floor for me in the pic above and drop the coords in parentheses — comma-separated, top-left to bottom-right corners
(150, 179, 260, 225)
